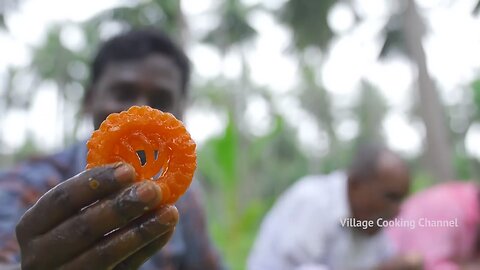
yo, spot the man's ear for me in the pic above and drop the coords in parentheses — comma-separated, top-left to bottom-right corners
(348, 175, 363, 191)
(175, 93, 188, 119)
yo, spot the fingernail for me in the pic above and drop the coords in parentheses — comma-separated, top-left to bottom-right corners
(137, 182, 161, 203)
(114, 163, 135, 183)
(157, 205, 179, 226)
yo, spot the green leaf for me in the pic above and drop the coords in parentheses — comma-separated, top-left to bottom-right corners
(198, 113, 238, 189)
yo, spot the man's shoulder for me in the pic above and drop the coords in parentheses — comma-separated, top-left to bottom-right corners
(287, 171, 347, 200)
(0, 141, 86, 187)
(271, 171, 348, 219)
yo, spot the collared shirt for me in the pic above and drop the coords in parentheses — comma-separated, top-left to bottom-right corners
(0, 141, 224, 270)
(247, 172, 394, 270)
(387, 182, 480, 270)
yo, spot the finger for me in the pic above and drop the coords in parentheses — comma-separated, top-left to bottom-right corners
(113, 229, 175, 270)
(30, 181, 162, 268)
(59, 205, 178, 270)
(17, 162, 135, 240)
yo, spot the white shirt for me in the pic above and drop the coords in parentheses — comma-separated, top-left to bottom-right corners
(247, 172, 394, 270)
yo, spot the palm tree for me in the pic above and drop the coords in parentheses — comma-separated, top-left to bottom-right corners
(276, 0, 357, 171)
(279, 0, 455, 181)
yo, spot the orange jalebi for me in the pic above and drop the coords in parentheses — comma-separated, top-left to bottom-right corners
(86, 106, 197, 205)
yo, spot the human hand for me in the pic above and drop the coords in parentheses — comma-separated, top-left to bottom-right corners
(16, 163, 178, 270)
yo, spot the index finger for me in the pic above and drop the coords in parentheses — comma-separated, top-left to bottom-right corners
(17, 162, 135, 241)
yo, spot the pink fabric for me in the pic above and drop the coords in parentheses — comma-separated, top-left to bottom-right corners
(387, 182, 480, 270)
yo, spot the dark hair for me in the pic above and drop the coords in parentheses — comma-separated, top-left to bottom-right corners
(89, 28, 190, 94)
(348, 143, 389, 182)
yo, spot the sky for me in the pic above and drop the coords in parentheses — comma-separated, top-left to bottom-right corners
(1, 0, 480, 158)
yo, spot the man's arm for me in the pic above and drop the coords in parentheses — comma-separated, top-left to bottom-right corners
(0, 175, 33, 264)
(0, 144, 83, 264)
(0, 264, 21, 270)
(248, 179, 332, 270)
(176, 183, 226, 270)
(375, 253, 423, 270)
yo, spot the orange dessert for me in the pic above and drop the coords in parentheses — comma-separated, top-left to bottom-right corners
(86, 106, 197, 204)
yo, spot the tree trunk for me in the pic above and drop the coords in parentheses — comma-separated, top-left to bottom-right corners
(402, 0, 454, 181)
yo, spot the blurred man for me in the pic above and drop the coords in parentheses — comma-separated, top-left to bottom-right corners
(248, 144, 420, 270)
(0, 28, 224, 269)
(387, 181, 480, 270)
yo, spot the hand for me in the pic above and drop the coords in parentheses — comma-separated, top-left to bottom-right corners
(15, 163, 178, 270)
(376, 253, 423, 270)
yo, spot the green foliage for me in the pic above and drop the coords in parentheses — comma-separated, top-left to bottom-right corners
(247, 115, 309, 198)
(197, 104, 308, 269)
(410, 171, 434, 194)
(209, 200, 271, 270)
(86, 0, 182, 34)
(28, 0, 186, 99)
(278, 0, 336, 51)
(406, 151, 477, 194)
(471, 80, 480, 119)
(454, 153, 473, 180)
(203, 0, 258, 53)
(31, 25, 88, 87)
(298, 60, 337, 145)
(319, 143, 354, 173)
(199, 113, 239, 190)
(1, 67, 30, 109)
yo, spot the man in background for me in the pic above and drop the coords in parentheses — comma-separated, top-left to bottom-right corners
(248, 144, 421, 270)
(0, 28, 224, 269)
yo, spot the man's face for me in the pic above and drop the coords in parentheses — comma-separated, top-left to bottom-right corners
(87, 53, 184, 129)
(349, 153, 410, 235)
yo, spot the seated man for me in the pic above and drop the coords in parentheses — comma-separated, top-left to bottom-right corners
(248, 144, 419, 270)
(387, 181, 480, 270)
(0, 28, 223, 269)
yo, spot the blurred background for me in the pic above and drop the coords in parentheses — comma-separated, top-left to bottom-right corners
(1, 0, 480, 269)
